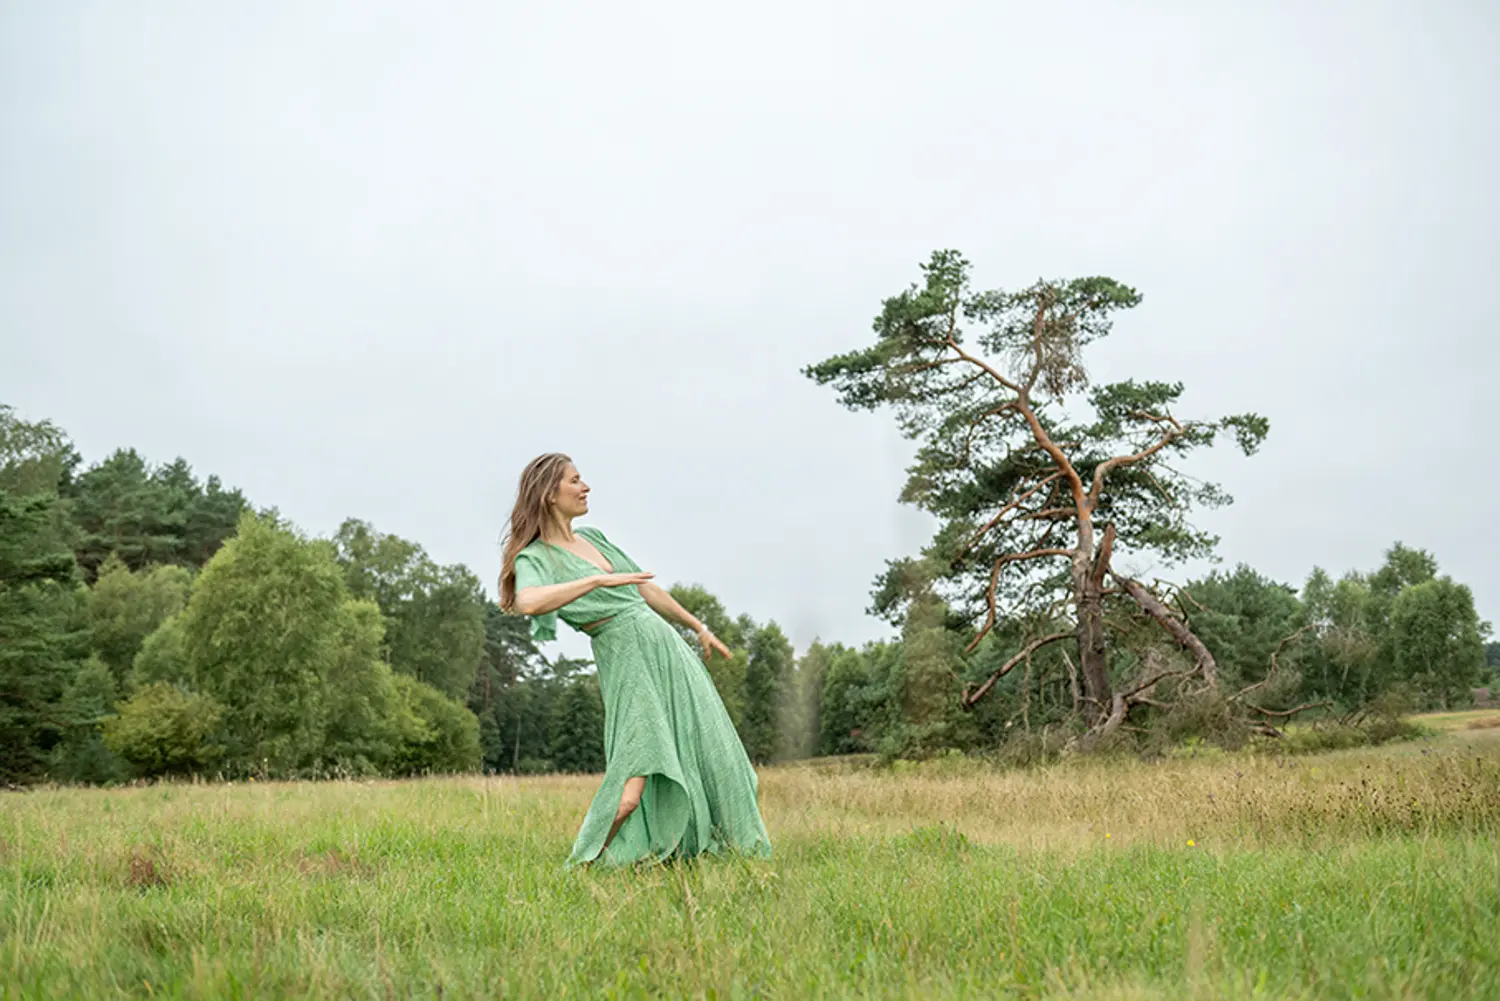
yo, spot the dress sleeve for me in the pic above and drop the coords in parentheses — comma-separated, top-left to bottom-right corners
(512, 549, 557, 643)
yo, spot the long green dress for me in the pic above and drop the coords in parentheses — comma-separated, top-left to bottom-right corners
(513, 526, 773, 867)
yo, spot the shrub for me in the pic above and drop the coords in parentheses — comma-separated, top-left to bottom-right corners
(102, 683, 224, 778)
(389, 674, 481, 776)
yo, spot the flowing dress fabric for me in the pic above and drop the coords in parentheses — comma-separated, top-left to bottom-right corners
(513, 527, 772, 867)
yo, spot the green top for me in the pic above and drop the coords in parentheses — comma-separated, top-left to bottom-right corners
(512, 526, 645, 643)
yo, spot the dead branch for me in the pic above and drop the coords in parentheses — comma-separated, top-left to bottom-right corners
(1119, 667, 1197, 702)
(1089, 522, 1117, 591)
(961, 631, 1073, 707)
(1020, 293, 1048, 395)
(1169, 586, 1210, 615)
(1061, 649, 1081, 715)
(1095, 693, 1130, 741)
(1116, 576, 1219, 687)
(1231, 625, 1314, 704)
(1246, 700, 1329, 719)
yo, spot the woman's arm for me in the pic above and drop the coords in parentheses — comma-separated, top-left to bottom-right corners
(515, 572, 652, 617)
(639, 581, 732, 660)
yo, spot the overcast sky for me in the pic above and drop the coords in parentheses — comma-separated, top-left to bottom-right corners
(3, 1, 1495, 661)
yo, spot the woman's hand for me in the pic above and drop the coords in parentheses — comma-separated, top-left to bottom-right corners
(697, 626, 731, 661)
(594, 571, 654, 589)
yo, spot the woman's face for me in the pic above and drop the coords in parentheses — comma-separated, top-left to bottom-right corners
(551, 463, 590, 519)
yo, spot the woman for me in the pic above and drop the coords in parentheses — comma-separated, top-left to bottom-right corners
(499, 453, 773, 867)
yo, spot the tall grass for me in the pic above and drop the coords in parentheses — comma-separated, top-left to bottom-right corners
(3, 717, 1498, 999)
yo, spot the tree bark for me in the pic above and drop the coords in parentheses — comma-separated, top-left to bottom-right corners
(1071, 519, 1112, 722)
(1117, 576, 1219, 687)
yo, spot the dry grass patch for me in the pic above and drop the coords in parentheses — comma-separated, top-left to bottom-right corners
(759, 740, 1500, 848)
(124, 848, 170, 890)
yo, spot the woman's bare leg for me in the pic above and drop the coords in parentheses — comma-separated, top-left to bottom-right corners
(599, 776, 647, 855)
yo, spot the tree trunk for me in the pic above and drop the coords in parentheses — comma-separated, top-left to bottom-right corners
(1071, 521, 1112, 722)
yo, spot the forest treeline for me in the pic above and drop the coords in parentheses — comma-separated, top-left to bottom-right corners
(2, 398, 1493, 787)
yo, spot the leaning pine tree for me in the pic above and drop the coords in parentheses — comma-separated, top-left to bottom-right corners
(807, 250, 1270, 741)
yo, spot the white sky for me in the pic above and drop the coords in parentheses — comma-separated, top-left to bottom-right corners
(3, 1, 1495, 661)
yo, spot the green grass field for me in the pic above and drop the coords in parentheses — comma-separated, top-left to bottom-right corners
(4, 712, 1499, 1000)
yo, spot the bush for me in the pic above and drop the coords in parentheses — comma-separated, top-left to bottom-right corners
(1269, 716, 1429, 757)
(390, 674, 481, 776)
(1144, 688, 1251, 754)
(102, 683, 224, 778)
(987, 726, 1076, 769)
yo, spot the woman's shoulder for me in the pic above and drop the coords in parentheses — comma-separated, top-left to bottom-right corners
(516, 536, 551, 561)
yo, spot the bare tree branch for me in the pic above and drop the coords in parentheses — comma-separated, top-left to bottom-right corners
(1089, 522, 1117, 591)
(1231, 625, 1315, 704)
(1246, 700, 1329, 719)
(1120, 667, 1196, 702)
(1116, 576, 1219, 686)
(961, 631, 1073, 706)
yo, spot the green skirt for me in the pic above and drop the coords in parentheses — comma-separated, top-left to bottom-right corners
(566, 603, 773, 867)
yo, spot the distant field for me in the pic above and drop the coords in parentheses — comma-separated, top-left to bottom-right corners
(4, 713, 1499, 1000)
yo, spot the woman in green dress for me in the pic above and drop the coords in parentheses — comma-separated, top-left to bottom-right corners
(499, 453, 773, 867)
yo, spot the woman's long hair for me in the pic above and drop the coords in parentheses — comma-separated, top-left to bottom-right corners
(499, 452, 573, 611)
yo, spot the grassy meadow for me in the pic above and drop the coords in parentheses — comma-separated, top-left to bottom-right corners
(4, 711, 1500, 1000)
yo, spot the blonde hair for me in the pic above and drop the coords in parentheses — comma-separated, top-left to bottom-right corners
(499, 452, 573, 611)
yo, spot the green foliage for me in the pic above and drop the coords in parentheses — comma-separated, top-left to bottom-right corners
(805, 250, 1267, 634)
(819, 641, 902, 755)
(65, 450, 247, 579)
(741, 621, 793, 763)
(1300, 544, 1490, 712)
(782, 641, 838, 760)
(0, 488, 85, 785)
(101, 682, 225, 778)
(818, 646, 871, 755)
(86, 555, 191, 685)
(1390, 577, 1488, 709)
(469, 604, 549, 773)
(333, 519, 485, 700)
(549, 676, 606, 773)
(49, 654, 127, 784)
(1181, 565, 1303, 690)
(1, 402, 73, 480)
(390, 674, 481, 776)
(181, 514, 346, 775)
(884, 591, 968, 759)
(1272, 718, 1428, 756)
(320, 600, 410, 776)
(989, 725, 1078, 768)
(128, 614, 191, 690)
